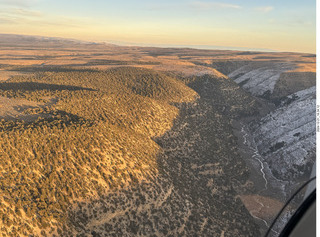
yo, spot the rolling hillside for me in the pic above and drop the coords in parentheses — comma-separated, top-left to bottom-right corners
(0, 35, 316, 236)
(0, 67, 261, 236)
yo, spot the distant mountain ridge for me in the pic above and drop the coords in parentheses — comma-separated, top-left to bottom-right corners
(0, 33, 112, 47)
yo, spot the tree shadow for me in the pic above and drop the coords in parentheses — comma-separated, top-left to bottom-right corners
(9, 66, 99, 73)
(0, 82, 97, 92)
(0, 109, 93, 133)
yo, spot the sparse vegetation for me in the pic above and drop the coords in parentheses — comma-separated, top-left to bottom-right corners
(0, 67, 197, 236)
(0, 65, 262, 236)
(0, 36, 314, 237)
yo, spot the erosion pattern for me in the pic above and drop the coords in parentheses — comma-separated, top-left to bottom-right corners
(253, 86, 316, 181)
(228, 62, 294, 97)
(228, 61, 316, 192)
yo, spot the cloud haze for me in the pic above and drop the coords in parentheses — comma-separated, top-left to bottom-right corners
(255, 6, 274, 13)
(0, 0, 38, 7)
(0, 0, 315, 53)
(189, 1, 242, 10)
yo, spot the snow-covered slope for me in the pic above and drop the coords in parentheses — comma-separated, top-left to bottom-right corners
(253, 86, 316, 181)
(228, 62, 294, 96)
(229, 61, 315, 184)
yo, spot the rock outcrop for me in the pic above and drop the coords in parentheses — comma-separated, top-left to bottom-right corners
(228, 62, 316, 193)
(253, 86, 316, 181)
(228, 62, 294, 97)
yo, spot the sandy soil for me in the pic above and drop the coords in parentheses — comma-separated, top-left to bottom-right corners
(239, 195, 283, 220)
(0, 96, 40, 119)
(0, 70, 29, 81)
(0, 96, 58, 122)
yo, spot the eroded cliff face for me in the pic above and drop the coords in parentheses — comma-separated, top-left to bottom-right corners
(228, 62, 295, 97)
(253, 86, 316, 181)
(228, 62, 316, 193)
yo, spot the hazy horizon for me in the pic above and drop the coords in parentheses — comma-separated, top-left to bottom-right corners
(1, 32, 314, 55)
(0, 0, 316, 54)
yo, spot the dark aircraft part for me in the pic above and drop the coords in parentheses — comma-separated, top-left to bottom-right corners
(265, 177, 316, 237)
(281, 190, 316, 237)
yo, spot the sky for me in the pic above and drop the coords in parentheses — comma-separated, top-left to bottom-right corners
(0, 0, 316, 53)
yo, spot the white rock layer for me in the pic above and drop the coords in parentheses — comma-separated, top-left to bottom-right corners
(253, 86, 316, 180)
(228, 63, 294, 96)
